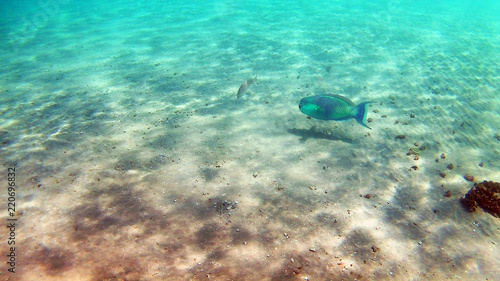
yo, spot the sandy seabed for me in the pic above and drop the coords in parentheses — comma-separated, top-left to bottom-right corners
(0, 1, 499, 280)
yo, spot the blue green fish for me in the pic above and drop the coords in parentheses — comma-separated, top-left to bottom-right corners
(299, 94, 372, 129)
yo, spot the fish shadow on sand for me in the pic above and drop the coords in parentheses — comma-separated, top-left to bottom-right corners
(287, 127, 354, 144)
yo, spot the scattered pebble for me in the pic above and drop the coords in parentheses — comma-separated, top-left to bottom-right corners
(371, 245, 379, 253)
(479, 162, 484, 167)
(213, 200, 238, 213)
(410, 113, 416, 118)
(410, 166, 418, 171)
(440, 153, 446, 159)
(439, 172, 447, 178)
(309, 248, 316, 252)
(409, 147, 421, 155)
(414, 155, 419, 161)
(367, 118, 373, 123)
(395, 135, 406, 139)
(464, 174, 474, 182)
(444, 190, 452, 197)
(373, 109, 379, 113)
(381, 115, 388, 118)
(447, 163, 454, 170)
(495, 133, 500, 141)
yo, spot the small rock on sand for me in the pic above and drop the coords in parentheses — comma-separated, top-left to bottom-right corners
(464, 174, 474, 181)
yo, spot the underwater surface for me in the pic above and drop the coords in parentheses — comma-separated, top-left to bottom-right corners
(0, 0, 499, 280)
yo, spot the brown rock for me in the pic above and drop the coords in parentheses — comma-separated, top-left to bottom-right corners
(460, 181, 500, 218)
(447, 163, 454, 170)
(443, 190, 452, 197)
(464, 174, 474, 182)
(439, 172, 446, 178)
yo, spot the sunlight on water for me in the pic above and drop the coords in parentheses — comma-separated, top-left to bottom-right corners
(0, 0, 499, 280)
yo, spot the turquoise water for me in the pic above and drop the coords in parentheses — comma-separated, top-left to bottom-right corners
(1, 0, 499, 280)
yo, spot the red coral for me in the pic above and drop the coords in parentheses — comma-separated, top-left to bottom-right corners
(460, 181, 500, 218)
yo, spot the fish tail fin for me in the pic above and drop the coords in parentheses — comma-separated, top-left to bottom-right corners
(354, 101, 373, 129)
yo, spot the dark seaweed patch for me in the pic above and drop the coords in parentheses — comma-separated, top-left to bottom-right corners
(196, 222, 220, 250)
(200, 167, 218, 181)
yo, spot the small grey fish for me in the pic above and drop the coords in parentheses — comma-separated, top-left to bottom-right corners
(237, 76, 257, 99)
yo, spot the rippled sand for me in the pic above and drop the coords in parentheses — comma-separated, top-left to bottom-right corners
(0, 1, 499, 280)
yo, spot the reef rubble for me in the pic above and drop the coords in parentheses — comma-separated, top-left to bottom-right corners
(460, 181, 500, 218)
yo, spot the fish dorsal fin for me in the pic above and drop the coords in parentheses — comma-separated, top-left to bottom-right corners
(321, 94, 355, 105)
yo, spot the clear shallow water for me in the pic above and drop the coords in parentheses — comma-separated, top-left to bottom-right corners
(0, 0, 499, 280)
